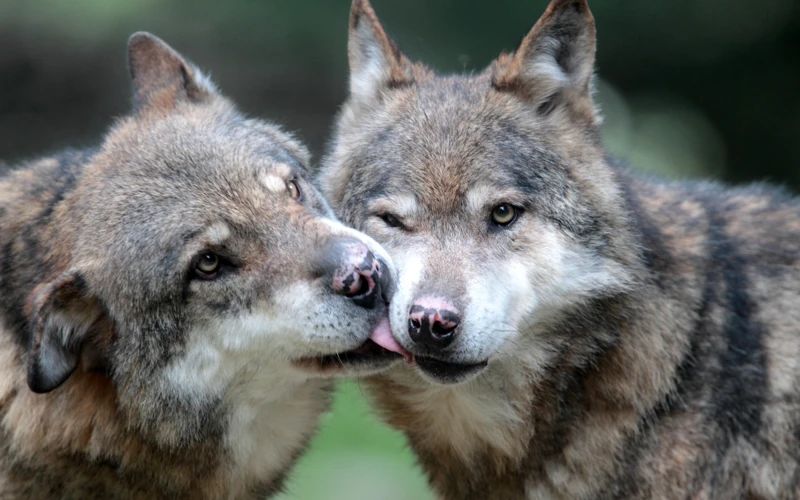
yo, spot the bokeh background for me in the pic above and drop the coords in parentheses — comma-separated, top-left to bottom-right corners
(1, 1, 798, 498)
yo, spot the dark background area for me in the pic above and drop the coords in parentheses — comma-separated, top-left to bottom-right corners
(0, 2, 797, 498)
(1, 0, 798, 188)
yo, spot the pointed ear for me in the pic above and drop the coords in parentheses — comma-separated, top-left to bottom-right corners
(348, 0, 413, 104)
(491, 0, 598, 123)
(127, 32, 217, 113)
(27, 271, 105, 393)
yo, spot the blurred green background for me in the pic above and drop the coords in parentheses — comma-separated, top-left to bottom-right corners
(0, 1, 797, 498)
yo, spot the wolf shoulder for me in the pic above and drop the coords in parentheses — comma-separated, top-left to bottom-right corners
(614, 161, 799, 272)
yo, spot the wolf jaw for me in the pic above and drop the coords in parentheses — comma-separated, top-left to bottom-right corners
(320, 0, 800, 498)
(0, 32, 401, 498)
(296, 313, 412, 375)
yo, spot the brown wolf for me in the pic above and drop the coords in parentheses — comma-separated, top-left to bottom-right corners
(319, 0, 800, 498)
(0, 32, 403, 499)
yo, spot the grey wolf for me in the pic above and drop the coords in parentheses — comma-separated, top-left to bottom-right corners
(0, 32, 402, 499)
(319, 0, 800, 497)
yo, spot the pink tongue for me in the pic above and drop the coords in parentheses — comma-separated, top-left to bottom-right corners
(369, 315, 413, 364)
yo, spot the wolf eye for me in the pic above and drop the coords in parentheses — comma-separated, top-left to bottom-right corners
(195, 252, 221, 279)
(491, 204, 518, 227)
(286, 180, 302, 201)
(379, 213, 405, 230)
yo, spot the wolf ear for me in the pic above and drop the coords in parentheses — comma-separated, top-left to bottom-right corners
(27, 271, 105, 393)
(491, 0, 598, 124)
(127, 32, 217, 113)
(348, 0, 413, 104)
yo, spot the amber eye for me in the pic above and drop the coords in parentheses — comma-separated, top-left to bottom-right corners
(287, 180, 302, 200)
(491, 204, 518, 227)
(195, 252, 220, 278)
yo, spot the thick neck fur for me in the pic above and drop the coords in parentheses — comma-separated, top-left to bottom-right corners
(0, 151, 332, 499)
(365, 163, 800, 499)
(0, 332, 330, 499)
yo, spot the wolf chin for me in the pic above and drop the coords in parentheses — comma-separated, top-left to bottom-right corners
(0, 32, 402, 499)
(320, 0, 800, 498)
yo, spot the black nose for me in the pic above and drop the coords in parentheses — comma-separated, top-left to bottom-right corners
(322, 238, 390, 309)
(408, 296, 461, 349)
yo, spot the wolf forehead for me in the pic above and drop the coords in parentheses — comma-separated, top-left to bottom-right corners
(78, 105, 313, 234)
(333, 76, 578, 209)
(101, 101, 310, 180)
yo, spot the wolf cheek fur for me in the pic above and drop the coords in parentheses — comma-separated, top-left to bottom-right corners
(0, 32, 401, 499)
(320, 0, 800, 498)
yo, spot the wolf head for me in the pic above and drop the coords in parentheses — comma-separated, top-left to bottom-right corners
(23, 33, 401, 430)
(320, 0, 637, 385)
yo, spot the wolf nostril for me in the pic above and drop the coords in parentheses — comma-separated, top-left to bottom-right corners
(350, 274, 371, 297)
(408, 318, 422, 342)
(342, 267, 379, 309)
(431, 322, 454, 339)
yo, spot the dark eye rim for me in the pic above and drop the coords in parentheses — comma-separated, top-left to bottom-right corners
(378, 212, 407, 230)
(490, 203, 521, 228)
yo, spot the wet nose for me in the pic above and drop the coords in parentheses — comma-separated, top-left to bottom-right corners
(323, 238, 389, 309)
(408, 296, 461, 349)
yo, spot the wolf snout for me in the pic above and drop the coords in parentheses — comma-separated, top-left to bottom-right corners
(408, 296, 461, 349)
(323, 238, 391, 309)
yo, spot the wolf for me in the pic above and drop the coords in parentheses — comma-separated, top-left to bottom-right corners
(0, 32, 404, 499)
(319, 0, 800, 498)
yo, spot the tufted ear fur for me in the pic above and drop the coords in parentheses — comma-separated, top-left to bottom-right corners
(27, 271, 107, 393)
(491, 0, 599, 124)
(347, 0, 414, 105)
(127, 31, 217, 114)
